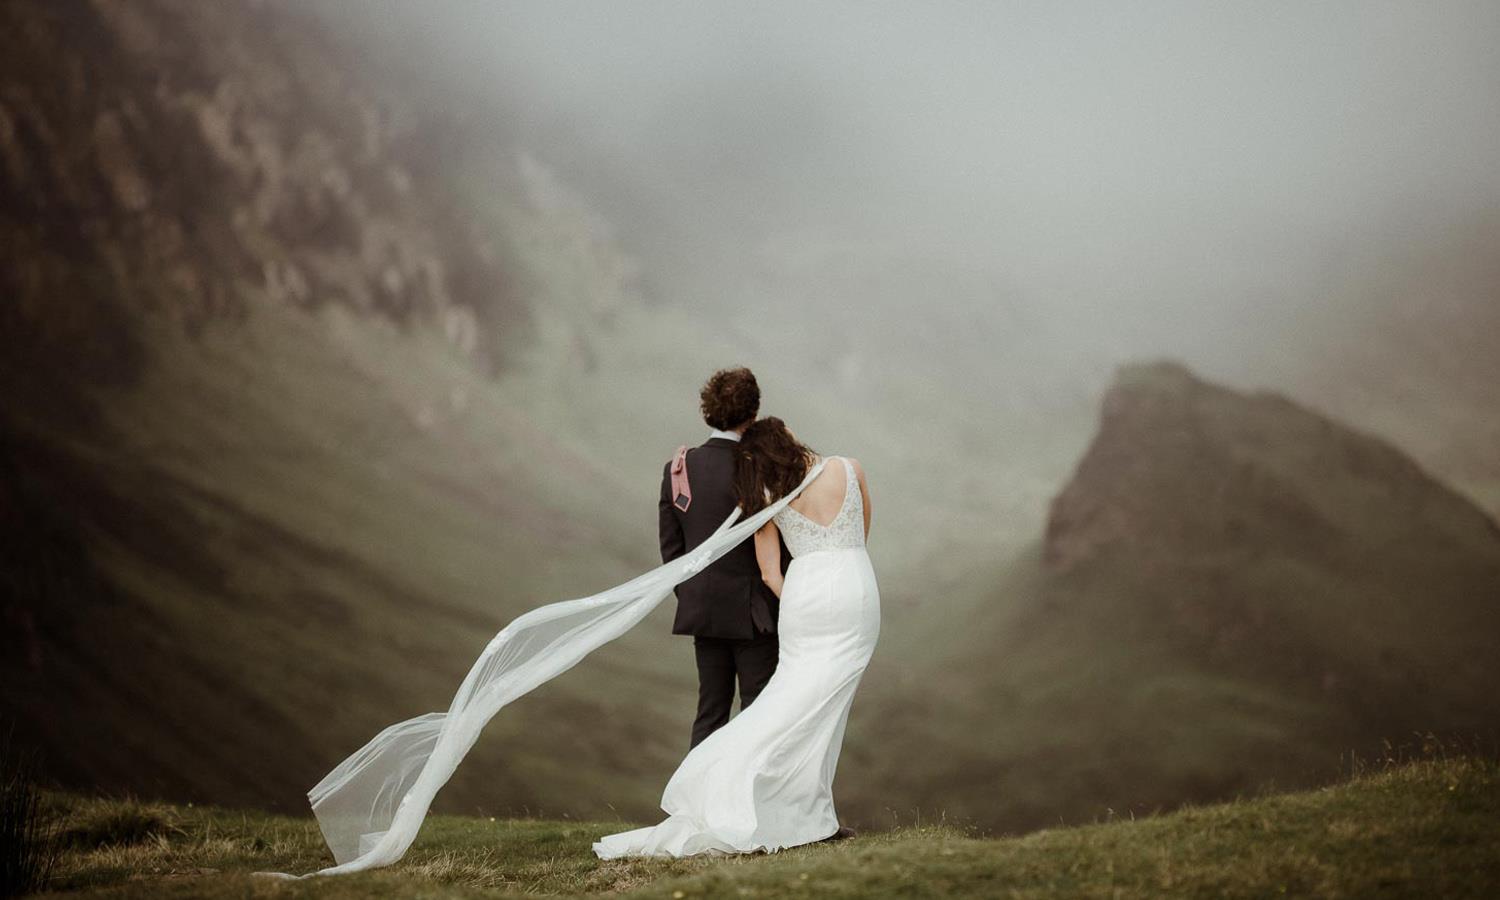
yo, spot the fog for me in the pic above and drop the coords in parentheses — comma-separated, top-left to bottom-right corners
(297, 0, 1500, 554)
(319, 0, 1500, 382)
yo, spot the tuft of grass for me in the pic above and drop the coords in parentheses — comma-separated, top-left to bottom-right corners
(53, 802, 171, 851)
(0, 725, 58, 897)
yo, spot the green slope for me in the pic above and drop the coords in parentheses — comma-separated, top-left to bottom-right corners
(0, 0, 747, 825)
(1, 301, 690, 819)
(1, 0, 1095, 836)
(31, 756, 1500, 898)
(0, 0, 1021, 829)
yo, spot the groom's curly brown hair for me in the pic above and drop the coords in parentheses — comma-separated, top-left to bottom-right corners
(700, 366, 760, 431)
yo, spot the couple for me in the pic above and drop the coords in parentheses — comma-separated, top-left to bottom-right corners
(593, 366, 879, 858)
(258, 367, 878, 879)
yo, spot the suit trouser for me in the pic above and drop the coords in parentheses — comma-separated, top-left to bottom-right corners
(690, 631, 779, 748)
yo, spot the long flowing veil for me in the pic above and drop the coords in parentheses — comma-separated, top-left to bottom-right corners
(255, 455, 831, 879)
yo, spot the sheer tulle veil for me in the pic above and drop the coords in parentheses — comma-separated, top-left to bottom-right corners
(255, 455, 831, 879)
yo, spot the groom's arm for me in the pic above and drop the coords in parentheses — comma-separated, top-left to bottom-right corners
(659, 459, 686, 564)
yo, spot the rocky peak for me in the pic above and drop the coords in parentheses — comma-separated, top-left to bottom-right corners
(1044, 360, 1500, 572)
(0, 0, 526, 410)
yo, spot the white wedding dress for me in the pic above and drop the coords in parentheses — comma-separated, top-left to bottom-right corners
(257, 453, 872, 880)
(593, 455, 881, 858)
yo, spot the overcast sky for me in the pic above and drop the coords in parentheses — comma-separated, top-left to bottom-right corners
(320, 1, 1500, 379)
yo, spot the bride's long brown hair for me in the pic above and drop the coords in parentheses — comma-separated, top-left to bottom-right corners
(734, 417, 819, 516)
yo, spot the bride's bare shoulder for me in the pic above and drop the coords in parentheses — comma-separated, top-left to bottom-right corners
(816, 453, 862, 471)
(823, 454, 867, 493)
(845, 456, 869, 491)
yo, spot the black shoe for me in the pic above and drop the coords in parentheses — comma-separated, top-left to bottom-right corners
(819, 825, 857, 843)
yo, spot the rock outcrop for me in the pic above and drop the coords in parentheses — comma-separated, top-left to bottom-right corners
(1045, 360, 1499, 573)
(0, 0, 526, 416)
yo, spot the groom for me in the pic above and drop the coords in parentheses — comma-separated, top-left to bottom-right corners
(659, 366, 792, 748)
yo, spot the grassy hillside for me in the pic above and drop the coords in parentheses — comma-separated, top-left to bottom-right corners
(26, 755, 1500, 898)
(0, 0, 845, 826)
(0, 248, 1028, 825)
(0, 302, 687, 818)
(0, 0, 710, 821)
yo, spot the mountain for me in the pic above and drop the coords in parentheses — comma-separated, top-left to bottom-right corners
(0, 0, 532, 409)
(0, 0, 685, 819)
(0, 0, 966, 827)
(850, 361, 1500, 832)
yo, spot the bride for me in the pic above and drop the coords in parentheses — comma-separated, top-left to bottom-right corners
(257, 418, 878, 879)
(594, 417, 880, 858)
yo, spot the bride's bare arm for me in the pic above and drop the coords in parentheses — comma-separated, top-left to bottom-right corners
(849, 457, 872, 540)
(754, 519, 785, 598)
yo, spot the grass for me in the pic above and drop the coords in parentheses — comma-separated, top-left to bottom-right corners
(1, 727, 58, 897)
(23, 755, 1499, 898)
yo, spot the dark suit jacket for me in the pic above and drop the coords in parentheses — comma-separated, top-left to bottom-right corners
(659, 436, 792, 639)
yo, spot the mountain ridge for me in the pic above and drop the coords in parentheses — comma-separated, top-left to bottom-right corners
(854, 360, 1500, 832)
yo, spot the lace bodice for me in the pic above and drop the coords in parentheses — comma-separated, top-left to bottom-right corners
(774, 456, 865, 556)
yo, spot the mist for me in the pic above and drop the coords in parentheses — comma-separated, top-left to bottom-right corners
(318, 0, 1500, 381)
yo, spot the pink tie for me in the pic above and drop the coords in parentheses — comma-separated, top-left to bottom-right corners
(670, 445, 692, 512)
